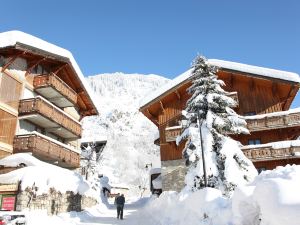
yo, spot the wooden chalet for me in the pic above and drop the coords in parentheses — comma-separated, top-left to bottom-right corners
(139, 59, 300, 191)
(0, 31, 98, 169)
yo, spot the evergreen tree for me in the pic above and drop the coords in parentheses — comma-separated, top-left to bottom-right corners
(180, 55, 257, 195)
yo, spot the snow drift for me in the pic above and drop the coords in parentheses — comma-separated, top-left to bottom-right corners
(0, 154, 91, 196)
(141, 164, 300, 225)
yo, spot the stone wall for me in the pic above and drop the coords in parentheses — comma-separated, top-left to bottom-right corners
(161, 159, 187, 192)
(16, 188, 97, 215)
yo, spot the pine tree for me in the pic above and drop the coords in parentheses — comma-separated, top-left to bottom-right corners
(181, 55, 257, 196)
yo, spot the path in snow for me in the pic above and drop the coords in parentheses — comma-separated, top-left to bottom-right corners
(27, 198, 160, 225)
(57, 198, 157, 225)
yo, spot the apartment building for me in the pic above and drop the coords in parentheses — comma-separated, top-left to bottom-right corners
(0, 31, 98, 169)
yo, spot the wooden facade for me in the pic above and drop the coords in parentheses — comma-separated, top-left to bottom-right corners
(140, 65, 300, 171)
(0, 31, 98, 168)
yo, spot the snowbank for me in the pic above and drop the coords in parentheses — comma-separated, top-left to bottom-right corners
(141, 165, 300, 225)
(0, 154, 91, 196)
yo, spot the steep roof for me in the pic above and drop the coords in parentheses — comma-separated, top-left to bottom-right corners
(0, 30, 99, 115)
(140, 59, 300, 109)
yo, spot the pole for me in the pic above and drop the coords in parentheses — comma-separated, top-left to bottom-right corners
(197, 110, 207, 187)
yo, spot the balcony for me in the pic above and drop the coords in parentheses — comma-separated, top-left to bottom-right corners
(242, 140, 300, 162)
(13, 132, 80, 168)
(18, 97, 81, 139)
(246, 110, 300, 132)
(33, 73, 77, 108)
(165, 126, 182, 142)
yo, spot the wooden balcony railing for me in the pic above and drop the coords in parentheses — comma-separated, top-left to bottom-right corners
(18, 97, 81, 138)
(242, 141, 300, 162)
(33, 73, 77, 108)
(13, 132, 80, 168)
(246, 111, 300, 132)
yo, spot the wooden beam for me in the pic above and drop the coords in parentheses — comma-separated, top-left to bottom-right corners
(1, 51, 27, 72)
(175, 90, 181, 100)
(25, 57, 46, 76)
(159, 100, 165, 112)
(53, 63, 68, 74)
(147, 109, 155, 118)
(146, 109, 158, 126)
(282, 85, 297, 111)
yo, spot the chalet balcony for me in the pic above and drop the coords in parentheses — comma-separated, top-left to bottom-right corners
(165, 126, 182, 142)
(13, 132, 80, 168)
(246, 110, 300, 132)
(33, 73, 77, 108)
(18, 97, 82, 138)
(242, 140, 300, 162)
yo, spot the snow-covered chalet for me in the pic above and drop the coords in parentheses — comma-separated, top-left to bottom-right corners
(0, 31, 98, 169)
(140, 59, 300, 192)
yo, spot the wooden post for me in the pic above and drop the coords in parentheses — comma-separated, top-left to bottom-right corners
(197, 110, 207, 187)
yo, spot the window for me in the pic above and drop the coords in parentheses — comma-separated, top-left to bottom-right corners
(0, 73, 22, 110)
(244, 112, 256, 116)
(248, 139, 261, 145)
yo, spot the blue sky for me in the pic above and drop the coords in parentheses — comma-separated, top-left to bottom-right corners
(1, 0, 299, 107)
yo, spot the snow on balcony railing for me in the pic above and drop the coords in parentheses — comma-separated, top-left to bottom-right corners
(242, 140, 300, 161)
(245, 108, 300, 132)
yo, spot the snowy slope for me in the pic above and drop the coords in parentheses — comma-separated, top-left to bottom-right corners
(82, 72, 169, 196)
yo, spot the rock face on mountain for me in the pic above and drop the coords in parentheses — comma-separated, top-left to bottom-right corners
(82, 72, 169, 195)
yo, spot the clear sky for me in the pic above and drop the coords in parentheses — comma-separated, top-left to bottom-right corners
(1, 0, 299, 107)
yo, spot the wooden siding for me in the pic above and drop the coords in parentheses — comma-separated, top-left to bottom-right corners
(0, 72, 23, 110)
(231, 127, 299, 146)
(14, 133, 80, 168)
(253, 158, 300, 170)
(33, 73, 77, 106)
(0, 109, 17, 146)
(18, 97, 82, 137)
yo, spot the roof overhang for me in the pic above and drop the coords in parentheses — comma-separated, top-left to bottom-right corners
(0, 31, 99, 117)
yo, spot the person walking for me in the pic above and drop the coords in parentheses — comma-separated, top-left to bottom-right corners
(115, 194, 125, 220)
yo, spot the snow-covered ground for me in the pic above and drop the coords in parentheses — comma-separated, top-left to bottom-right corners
(17, 164, 300, 225)
(25, 198, 146, 225)
(82, 72, 169, 196)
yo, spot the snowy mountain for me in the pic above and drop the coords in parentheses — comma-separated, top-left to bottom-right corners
(82, 72, 170, 196)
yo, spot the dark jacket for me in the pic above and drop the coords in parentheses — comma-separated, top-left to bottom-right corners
(116, 195, 125, 206)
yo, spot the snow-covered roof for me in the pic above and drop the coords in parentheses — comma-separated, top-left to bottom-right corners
(208, 59, 300, 83)
(139, 59, 300, 109)
(0, 153, 90, 195)
(0, 30, 99, 115)
(139, 69, 192, 108)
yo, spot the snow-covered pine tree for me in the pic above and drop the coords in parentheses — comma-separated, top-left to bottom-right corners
(180, 55, 257, 196)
